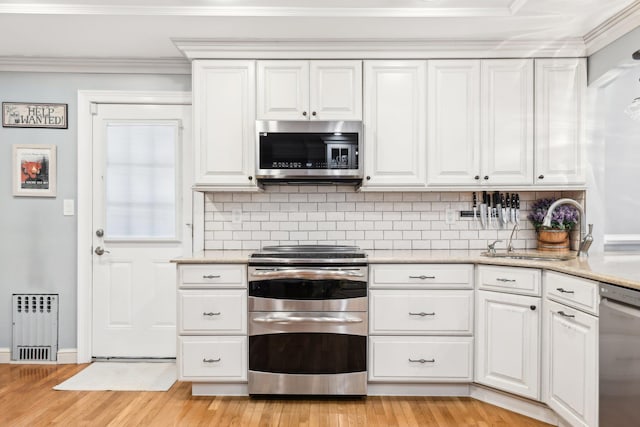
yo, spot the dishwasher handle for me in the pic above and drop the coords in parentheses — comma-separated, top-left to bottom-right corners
(601, 297, 640, 320)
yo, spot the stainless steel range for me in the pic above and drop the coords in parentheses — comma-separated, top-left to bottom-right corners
(248, 245, 368, 396)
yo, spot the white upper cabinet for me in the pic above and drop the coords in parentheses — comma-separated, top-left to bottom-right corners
(363, 61, 427, 188)
(427, 60, 481, 186)
(192, 60, 257, 190)
(534, 58, 586, 185)
(481, 59, 534, 185)
(427, 59, 533, 186)
(257, 60, 362, 121)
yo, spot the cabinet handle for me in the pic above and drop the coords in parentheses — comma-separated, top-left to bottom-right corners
(302, 111, 307, 116)
(557, 311, 575, 318)
(311, 111, 317, 117)
(530, 305, 536, 311)
(203, 358, 221, 363)
(366, 176, 371, 180)
(556, 288, 575, 294)
(474, 175, 480, 180)
(409, 312, 435, 317)
(202, 274, 221, 279)
(538, 174, 545, 179)
(248, 176, 253, 181)
(484, 176, 489, 180)
(409, 275, 436, 280)
(203, 312, 221, 316)
(409, 358, 435, 364)
(496, 278, 516, 283)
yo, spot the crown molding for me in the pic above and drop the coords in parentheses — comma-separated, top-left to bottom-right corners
(173, 38, 587, 60)
(0, 56, 190, 74)
(584, 1, 640, 55)
(0, 4, 518, 18)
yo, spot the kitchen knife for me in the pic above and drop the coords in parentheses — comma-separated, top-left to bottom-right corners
(480, 191, 487, 229)
(496, 192, 504, 229)
(492, 192, 498, 229)
(472, 192, 478, 227)
(505, 193, 511, 224)
(515, 194, 521, 225)
(487, 192, 493, 228)
(511, 193, 517, 223)
(500, 193, 507, 227)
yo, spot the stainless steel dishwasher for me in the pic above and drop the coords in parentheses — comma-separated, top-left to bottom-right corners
(599, 282, 640, 426)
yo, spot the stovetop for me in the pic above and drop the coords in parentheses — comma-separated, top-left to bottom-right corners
(249, 245, 367, 265)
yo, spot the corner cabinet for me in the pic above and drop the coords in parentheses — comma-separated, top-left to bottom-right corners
(534, 58, 587, 185)
(256, 60, 362, 121)
(192, 60, 258, 191)
(362, 61, 428, 189)
(427, 59, 533, 186)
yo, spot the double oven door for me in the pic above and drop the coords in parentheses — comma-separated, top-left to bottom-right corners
(248, 265, 368, 395)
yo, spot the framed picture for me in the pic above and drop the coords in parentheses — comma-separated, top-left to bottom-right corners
(12, 144, 57, 197)
(3, 102, 68, 129)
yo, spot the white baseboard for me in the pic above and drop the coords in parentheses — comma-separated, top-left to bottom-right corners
(0, 347, 9, 363)
(367, 383, 470, 397)
(56, 348, 77, 364)
(470, 384, 559, 426)
(192, 382, 248, 396)
(0, 348, 77, 364)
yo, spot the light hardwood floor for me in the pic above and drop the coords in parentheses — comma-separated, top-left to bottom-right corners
(0, 364, 552, 426)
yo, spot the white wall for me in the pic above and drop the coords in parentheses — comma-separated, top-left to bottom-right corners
(0, 71, 190, 353)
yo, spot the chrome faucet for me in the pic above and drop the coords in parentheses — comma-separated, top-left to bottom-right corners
(541, 198, 593, 257)
(507, 223, 519, 253)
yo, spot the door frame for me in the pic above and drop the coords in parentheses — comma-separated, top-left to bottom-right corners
(77, 90, 199, 363)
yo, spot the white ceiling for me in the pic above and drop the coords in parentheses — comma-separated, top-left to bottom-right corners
(0, 0, 635, 59)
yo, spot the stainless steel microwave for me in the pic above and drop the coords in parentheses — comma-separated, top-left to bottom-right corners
(255, 121, 363, 182)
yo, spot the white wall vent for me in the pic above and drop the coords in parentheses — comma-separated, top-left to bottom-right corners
(12, 294, 59, 362)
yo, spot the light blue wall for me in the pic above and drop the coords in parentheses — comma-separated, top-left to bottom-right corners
(0, 71, 191, 351)
(588, 26, 640, 86)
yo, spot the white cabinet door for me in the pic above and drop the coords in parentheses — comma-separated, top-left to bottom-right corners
(545, 300, 598, 427)
(427, 60, 480, 186)
(257, 60, 362, 121)
(193, 60, 257, 189)
(475, 290, 541, 400)
(310, 61, 362, 120)
(363, 60, 427, 188)
(257, 60, 309, 120)
(481, 59, 534, 185)
(535, 58, 586, 185)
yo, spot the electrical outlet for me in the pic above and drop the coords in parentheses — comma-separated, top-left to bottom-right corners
(445, 206, 456, 225)
(231, 208, 243, 224)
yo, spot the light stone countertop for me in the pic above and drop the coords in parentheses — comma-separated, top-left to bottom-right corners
(174, 250, 640, 291)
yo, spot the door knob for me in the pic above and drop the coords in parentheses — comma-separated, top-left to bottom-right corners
(94, 246, 110, 256)
(96, 229, 104, 237)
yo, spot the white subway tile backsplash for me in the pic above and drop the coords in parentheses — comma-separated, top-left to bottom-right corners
(203, 188, 584, 251)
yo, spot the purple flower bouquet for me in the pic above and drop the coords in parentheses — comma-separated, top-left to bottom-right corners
(527, 198, 579, 231)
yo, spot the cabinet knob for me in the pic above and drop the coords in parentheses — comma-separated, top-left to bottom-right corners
(312, 111, 317, 117)
(366, 176, 371, 180)
(484, 176, 489, 180)
(530, 305, 536, 311)
(302, 111, 307, 117)
(538, 174, 544, 180)
(248, 176, 253, 181)
(474, 175, 480, 180)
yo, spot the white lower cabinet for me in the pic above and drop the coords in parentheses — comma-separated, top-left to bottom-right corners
(475, 289, 541, 400)
(177, 264, 248, 385)
(544, 299, 598, 427)
(369, 336, 473, 382)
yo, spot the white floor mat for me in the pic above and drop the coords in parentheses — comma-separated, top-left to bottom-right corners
(53, 362, 176, 391)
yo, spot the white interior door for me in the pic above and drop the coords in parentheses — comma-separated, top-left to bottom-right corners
(91, 103, 192, 358)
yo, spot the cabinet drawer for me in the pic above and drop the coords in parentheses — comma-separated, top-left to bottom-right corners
(369, 336, 473, 382)
(179, 290, 247, 334)
(544, 271, 599, 315)
(370, 290, 473, 335)
(477, 265, 541, 296)
(370, 264, 473, 289)
(179, 264, 246, 288)
(179, 336, 247, 381)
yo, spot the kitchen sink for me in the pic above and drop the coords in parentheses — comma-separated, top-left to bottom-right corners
(480, 251, 576, 262)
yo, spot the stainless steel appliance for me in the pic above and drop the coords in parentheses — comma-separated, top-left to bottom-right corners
(255, 121, 362, 183)
(599, 282, 640, 426)
(248, 245, 368, 395)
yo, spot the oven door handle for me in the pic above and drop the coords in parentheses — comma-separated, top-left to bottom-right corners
(250, 269, 364, 281)
(253, 314, 364, 324)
